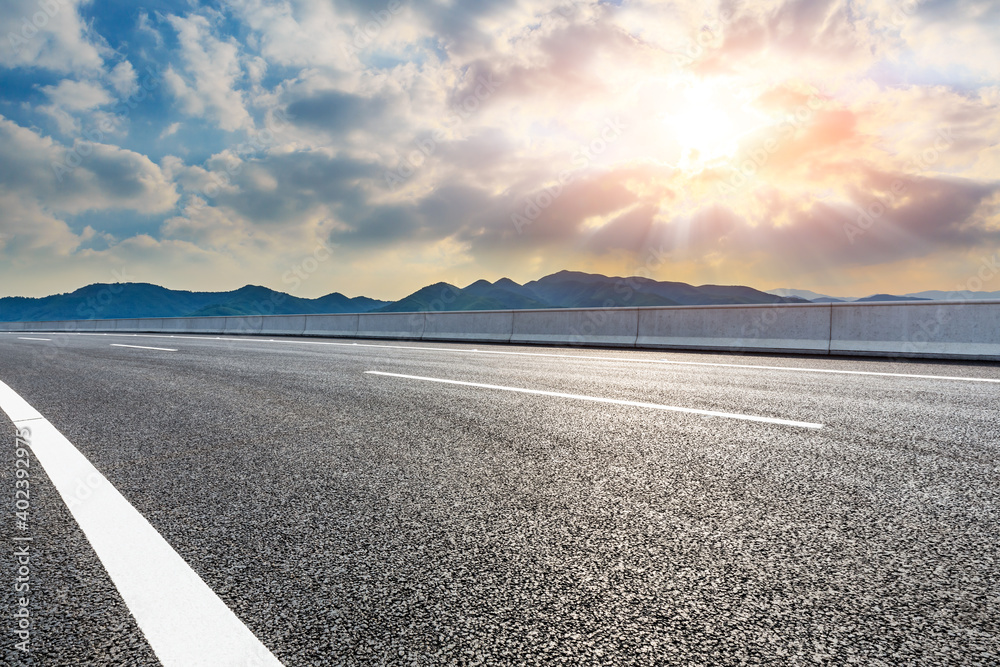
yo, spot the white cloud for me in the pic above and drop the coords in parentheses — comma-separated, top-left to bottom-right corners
(108, 60, 138, 97)
(226, 0, 358, 72)
(160, 122, 181, 138)
(164, 13, 251, 131)
(38, 103, 80, 134)
(41, 78, 112, 110)
(136, 11, 164, 48)
(0, 0, 105, 72)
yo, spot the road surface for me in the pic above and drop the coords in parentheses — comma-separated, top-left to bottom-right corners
(1, 331, 998, 666)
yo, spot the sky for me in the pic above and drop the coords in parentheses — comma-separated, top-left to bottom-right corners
(0, 0, 998, 300)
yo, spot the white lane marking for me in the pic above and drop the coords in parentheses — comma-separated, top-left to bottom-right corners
(30, 332, 1000, 384)
(111, 344, 178, 352)
(365, 370, 825, 429)
(18, 337, 51, 341)
(260, 339, 1000, 384)
(0, 381, 284, 667)
(0, 382, 44, 422)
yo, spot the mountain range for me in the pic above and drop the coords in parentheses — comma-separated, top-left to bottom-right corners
(0, 284, 387, 322)
(2, 271, 995, 322)
(1, 271, 807, 322)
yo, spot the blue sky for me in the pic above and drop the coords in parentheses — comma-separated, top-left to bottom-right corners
(1, 0, 998, 299)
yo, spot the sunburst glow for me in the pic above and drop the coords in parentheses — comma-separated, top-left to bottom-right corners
(662, 83, 762, 172)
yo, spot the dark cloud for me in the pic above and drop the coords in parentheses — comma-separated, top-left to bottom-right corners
(584, 203, 659, 254)
(331, 183, 490, 246)
(214, 150, 377, 224)
(0, 117, 176, 213)
(286, 90, 390, 132)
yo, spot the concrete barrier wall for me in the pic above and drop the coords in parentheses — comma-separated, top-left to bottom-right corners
(357, 313, 423, 339)
(830, 300, 1000, 360)
(224, 316, 263, 336)
(304, 314, 359, 338)
(84, 321, 107, 331)
(638, 303, 832, 354)
(4, 301, 999, 360)
(512, 308, 639, 347)
(134, 318, 164, 333)
(159, 318, 192, 333)
(260, 315, 307, 336)
(185, 317, 228, 335)
(28, 321, 65, 332)
(422, 311, 513, 342)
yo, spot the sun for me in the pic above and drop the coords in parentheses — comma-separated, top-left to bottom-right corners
(661, 82, 753, 172)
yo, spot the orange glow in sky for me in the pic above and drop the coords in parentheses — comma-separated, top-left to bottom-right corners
(0, 1, 998, 299)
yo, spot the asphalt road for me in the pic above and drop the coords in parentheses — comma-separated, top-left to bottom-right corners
(1, 331, 998, 666)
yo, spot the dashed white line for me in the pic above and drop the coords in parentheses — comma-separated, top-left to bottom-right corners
(111, 344, 177, 352)
(18, 337, 51, 341)
(0, 380, 284, 667)
(365, 370, 825, 429)
(264, 339, 1000, 384)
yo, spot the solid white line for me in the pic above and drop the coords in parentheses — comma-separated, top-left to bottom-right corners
(30, 332, 1000, 384)
(365, 370, 825, 429)
(111, 344, 177, 352)
(18, 337, 51, 341)
(0, 380, 284, 667)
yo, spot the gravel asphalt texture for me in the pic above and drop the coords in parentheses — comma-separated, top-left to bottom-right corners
(1, 331, 998, 666)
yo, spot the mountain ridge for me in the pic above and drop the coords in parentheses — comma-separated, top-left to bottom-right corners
(4, 272, 990, 322)
(0, 282, 387, 322)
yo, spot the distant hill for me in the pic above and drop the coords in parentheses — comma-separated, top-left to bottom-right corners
(377, 270, 808, 313)
(0, 283, 386, 322)
(854, 294, 930, 303)
(905, 289, 1000, 300)
(768, 287, 1000, 303)
(767, 287, 858, 302)
(376, 280, 551, 313)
